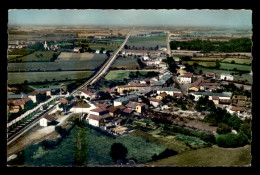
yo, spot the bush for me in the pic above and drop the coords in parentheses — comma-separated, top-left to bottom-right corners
(216, 132, 249, 148)
(217, 123, 232, 134)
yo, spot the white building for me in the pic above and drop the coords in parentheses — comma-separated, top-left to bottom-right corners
(39, 114, 55, 127)
(178, 73, 193, 84)
(148, 98, 161, 107)
(80, 89, 95, 99)
(143, 55, 149, 60)
(220, 73, 234, 81)
(157, 87, 182, 96)
(88, 114, 102, 127)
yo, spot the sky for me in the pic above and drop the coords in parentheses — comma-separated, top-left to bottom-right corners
(8, 9, 252, 28)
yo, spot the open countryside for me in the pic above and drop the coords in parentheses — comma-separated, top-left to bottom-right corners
(7, 9, 253, 167)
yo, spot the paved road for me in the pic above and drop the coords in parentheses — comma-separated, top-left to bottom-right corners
(166, 31, 171, 56)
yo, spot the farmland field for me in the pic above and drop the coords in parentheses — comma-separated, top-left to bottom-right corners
(16, 51, 60, 62)
(191, 57, 225, 61)
(111, 56, 139, 69)
(219, 63, 251, 71)
(183, 61, 217, 68)
(8, 125, 166, 166)
(146, 145, 251, 167)
(88, 43, 121, 51)
(126, 35, 167, 48)
(221, 58, 251, 65)
(8, 71, 94, 84)
(8, 57, 107, 72)
(105, 70, 158, 81)
(57, 52, 107, 61)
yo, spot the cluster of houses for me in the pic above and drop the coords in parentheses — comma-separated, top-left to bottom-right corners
(8, 40, 36, 50)
(7, 85, 67, 113)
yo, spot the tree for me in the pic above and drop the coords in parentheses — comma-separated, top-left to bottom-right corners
(217, 123, 232, 134)
(215, 60, 221, 69)
(109, 143, 128, 163)
(228, 114, 242, 131)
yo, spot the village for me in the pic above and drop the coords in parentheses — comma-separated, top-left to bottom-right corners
(7, 44, 252, 139)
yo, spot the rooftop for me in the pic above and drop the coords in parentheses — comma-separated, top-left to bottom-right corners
(158, 87, 181, 92)
(114, 94, 138, 102)
(91, 107, 108, 113)
(8, 94, 28, 99)
(88, 114, 102, 121)
(191, 91, 232, 97)
(122, 108, 133, 114)
(60, 98, 68, 104)
(148, 98, 161, 102)
(43, 114, 55, 122)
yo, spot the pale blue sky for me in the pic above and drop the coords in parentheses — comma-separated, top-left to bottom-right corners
(8, 9, 252, 28)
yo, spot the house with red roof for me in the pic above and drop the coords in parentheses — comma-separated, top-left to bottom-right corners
(178, 73, 193, 84)
(90, 107, 109, 116)
(88, 114, 110, 127)
(80, 89, 95, 100)
(39, 114, 56, 127)
(60, 98, 68, 104)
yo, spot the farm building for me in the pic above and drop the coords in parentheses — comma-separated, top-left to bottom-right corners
(39, 114, 56, 127)
(114, 94, 138, 106)
(116, 84, 148, 94)
(189, 91, 232, 101)
(88, 114, 104, 127)
(178, 73, 193, 84)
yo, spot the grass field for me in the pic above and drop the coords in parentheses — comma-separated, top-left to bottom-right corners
(15, 51, 60, 62)
(9, 125, 166, 166)
(105, 70, 158, 81)
(88, 43, 121, 51)
(8, 71, 94, 84)
(219, 63, 251, 71)
(191, 57, 224, 61)
(221, 58, 251, 65)
(183, 61, 217, 68)
(111, 56, 139, 69)
(146, 145, 251, 167)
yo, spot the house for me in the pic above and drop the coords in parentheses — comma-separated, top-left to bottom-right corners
(205, 72, 216, 79)
(156, 92, 167, 100)
(157, 87, 182, 96)
(226, 106, 245, 115)
(189, 77, 204, 91)
(103, 88, 116, 95)
(148, 98, 162, 107)
(90, 107, 109, 116)
(88, 114, 104, 127)
(73, 47, 81, 52)
(121, 108, 134, 116)
(35, 88, 51, 96)
(39, 114, 56, 127)
(80, 89, 95, 100)
(212, 96, 219, 105)
(95, 103, 109, 109)
(125, 101, 139, 110)
(69, 100, 91, 113)
(7, 94, 28, 100)
(28, 90, 46, 103)
(136, 103, 146, 113)
(114, 94, 138, 106)
(115, 119, 124, 126)
(178, 73, 193, 84)
(173, 93, 183, 99)
(232, 95, 251, 107)
(220, 73, 234, 81)
(107, 105, 125, 117)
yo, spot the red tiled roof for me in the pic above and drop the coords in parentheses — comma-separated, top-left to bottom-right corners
(43, 114, 55, 122)
(122, 108, 133, 114)
(12, 99, 25, 106)
(117, 105, 126, 110)
(230, 106, 245, 111)
(116, 119, 123, 123)
(180, 73, 193, 78)
(91, 107, 108, 113)
(60, 98, 68, 104)
(81, 89, 93, 96)
(108, 106, 119, 113)
(22, 97, 31, 103)
(96, 103, 108, 109)
(88, 114, 102, 121)
(148, 98, 161, 102)
(174, 93, 183, 98)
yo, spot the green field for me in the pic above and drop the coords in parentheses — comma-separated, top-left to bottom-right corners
(89, 43, 120, 51)
(105, 70, 158, 81)
(8, 71, 94, 84)
(220, 63, 251, 71)
(8, 125, 166, 166)
(146, 145, 251, 167)
(10, 51, 60, 62)
(111, 56, 139, 69)
(221, 58, 251, 65)
(183, 61, 217, 68)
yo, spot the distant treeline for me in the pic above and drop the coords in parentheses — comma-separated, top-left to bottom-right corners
(170, 38, 252, 53)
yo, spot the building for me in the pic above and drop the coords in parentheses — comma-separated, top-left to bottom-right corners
(136, 103, 146, 113)
(189, 91, 232, 101)
(90, 107, 109, 116)
(80, 89, 95, 100)
(232, 95, 251, 107)
(121, 108, 134, 116)
(148, 98, 162, 107)
(114, 94, 138, 106)
(226, 106, 245, 115)
(189, 77, 204, 91)
(205, 72, 216, 79)
(28, 91, 46, 103)
(152, 73, 173, 87)
(157, 87, 182, 96)
(39, 114, 56, 127)
(220, 73, 234, 81)
(88, 114, 106, 127)
(178, 73, 193, 84)
(107, 105, 125, 117)
(60, 98, 68, 105)
(116, 84, 148, 94)
(156, 92, 167, 100)
(73, 47, 81, 52)
(8, 97, 32, 113)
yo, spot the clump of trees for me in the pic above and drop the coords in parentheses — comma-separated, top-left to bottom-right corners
(109, 143, 128, 163)
(162, 57, 178, 74)
(170, 38, 252, 53)
(152, 148, 178, 161)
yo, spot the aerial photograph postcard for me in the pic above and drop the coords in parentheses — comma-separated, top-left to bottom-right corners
(7, 9, 252, 167)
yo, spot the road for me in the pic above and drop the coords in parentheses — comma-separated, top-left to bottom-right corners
(166, 31, 171, 56)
